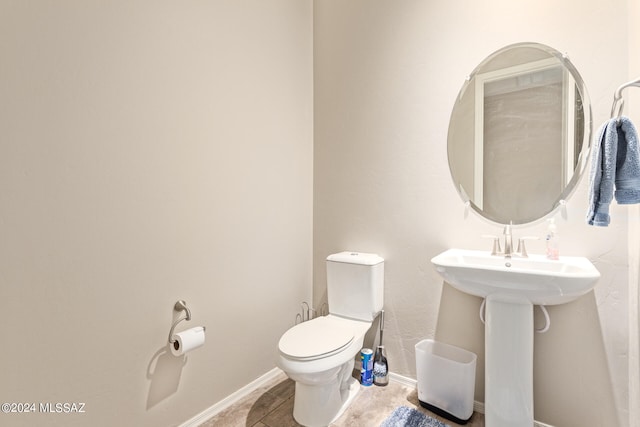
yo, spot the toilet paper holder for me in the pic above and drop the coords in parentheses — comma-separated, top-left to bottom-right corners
(168, 300, 205, 344)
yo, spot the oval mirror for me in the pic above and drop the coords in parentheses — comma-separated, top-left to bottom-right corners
(447, 42, 592, 225)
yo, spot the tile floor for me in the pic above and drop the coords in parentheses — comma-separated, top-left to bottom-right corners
(199, 371, 484, 427)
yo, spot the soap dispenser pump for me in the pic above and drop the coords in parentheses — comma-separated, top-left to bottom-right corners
(546, 218, 560, 260)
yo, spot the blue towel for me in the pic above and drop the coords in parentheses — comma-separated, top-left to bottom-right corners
(587, 116, 640, 226)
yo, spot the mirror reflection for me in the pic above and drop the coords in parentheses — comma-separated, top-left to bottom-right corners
(447, 43, 591, 225)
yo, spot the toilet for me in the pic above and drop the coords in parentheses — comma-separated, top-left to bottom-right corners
(277, 251, 384, 427)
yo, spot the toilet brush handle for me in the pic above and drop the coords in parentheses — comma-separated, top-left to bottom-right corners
(379, 310, 385, 346)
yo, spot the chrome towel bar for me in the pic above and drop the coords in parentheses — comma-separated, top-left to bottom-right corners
(611, 77, 640, 120)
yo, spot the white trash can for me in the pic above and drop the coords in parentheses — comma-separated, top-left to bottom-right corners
(415, 339, 477, 425)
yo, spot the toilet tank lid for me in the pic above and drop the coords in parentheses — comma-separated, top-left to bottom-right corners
(327, 251, 384, 266)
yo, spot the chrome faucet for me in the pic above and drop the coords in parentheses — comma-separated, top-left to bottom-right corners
(484, 222, 536, 258)
(503, 224, 513, 258)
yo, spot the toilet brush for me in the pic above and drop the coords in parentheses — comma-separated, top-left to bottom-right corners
(373, 310, 389, 386)
(379, 309, 384, 346)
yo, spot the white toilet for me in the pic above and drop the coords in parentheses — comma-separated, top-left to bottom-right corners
(277, 251, 384, 427)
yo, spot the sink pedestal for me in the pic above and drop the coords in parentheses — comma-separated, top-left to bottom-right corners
(485, 296, 533, 427)
(431, 248, 601, 427)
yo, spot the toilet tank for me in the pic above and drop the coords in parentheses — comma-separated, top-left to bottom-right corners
(326, 252, 384, 321)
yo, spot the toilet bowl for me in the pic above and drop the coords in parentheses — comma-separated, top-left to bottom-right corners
(277, 315, 372, 427)
(276, 251, 385, 427)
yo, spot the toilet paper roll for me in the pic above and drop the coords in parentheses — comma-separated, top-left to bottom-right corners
(170, 326, 205, 356)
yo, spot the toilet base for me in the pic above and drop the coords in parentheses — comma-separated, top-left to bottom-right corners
(331, 377, 360, 422)
(291, 363, 360, 427)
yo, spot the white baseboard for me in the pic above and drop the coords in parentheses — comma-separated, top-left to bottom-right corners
(389, 371, 418, 388)
(178, 367, 283, 427)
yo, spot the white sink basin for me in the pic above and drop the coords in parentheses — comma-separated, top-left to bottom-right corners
(431, 248, 600, 305)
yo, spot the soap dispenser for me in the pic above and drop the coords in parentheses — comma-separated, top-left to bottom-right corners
(546, 218, 560, 260)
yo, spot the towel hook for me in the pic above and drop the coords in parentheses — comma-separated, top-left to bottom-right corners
(611, 77, 640, 121)
(168, 300, 192, 344)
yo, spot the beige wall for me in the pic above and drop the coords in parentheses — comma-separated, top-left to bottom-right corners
(2, 1, 638, 426)
(314, 0, 634, 426)
(627, 1, 640, 426)
(0, 1, 312, 426)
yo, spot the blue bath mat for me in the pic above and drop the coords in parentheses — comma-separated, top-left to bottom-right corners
(380, 406, 450, 427)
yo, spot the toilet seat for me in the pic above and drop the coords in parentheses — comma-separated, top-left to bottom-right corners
(279, 316, 355, 361)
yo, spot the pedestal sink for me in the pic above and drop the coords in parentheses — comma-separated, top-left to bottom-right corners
(431, 248, 600, 427)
